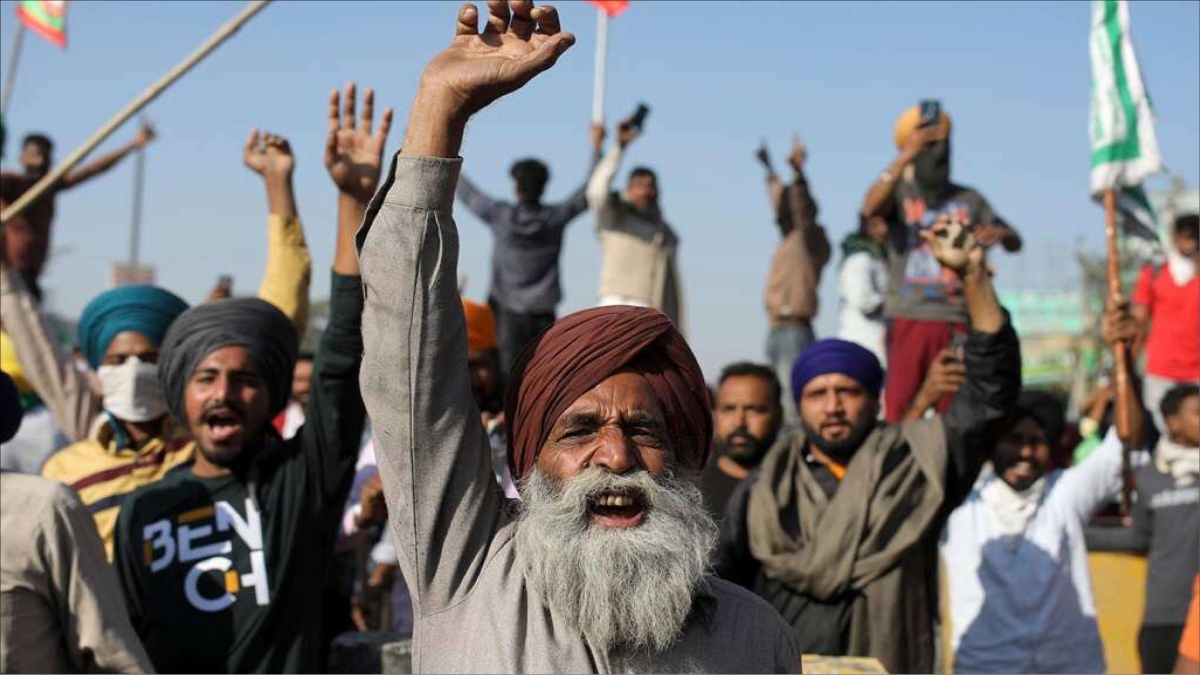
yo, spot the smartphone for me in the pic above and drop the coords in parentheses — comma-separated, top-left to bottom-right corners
(217, 274, 233, 291)
(950, 331, 968, 362)
(918, 99, 941, 128)
(626, 103, 650, 131)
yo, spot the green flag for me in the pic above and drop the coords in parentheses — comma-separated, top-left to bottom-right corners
(1089, 0, 1161, 196)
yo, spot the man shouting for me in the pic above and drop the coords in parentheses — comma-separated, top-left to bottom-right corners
(357, 2, 798, 672)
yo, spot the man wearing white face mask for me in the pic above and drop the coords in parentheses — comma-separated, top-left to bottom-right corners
(39, 285, 193, 559)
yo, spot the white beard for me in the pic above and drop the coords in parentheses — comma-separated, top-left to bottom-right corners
(515, 466, 718, 654)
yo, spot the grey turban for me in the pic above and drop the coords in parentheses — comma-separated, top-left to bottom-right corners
(159, 298, 298, 425)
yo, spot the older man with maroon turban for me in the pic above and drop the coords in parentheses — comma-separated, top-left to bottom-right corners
(356, 2, 798, 672)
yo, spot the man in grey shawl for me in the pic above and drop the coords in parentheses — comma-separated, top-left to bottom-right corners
(716, 216, 1021, 673)
(356, 2, 799, 672)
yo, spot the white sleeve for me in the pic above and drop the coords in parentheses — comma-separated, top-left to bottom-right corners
(586, 144, 624, 215)
(1054, 427, 1126, 522)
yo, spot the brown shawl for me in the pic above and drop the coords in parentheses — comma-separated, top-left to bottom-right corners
(747, 418, 948, 673)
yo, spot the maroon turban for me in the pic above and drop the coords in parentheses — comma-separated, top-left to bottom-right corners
(504, 306, 712, 481)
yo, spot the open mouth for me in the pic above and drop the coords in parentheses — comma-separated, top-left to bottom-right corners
(587, 488, 649, 529)
(203, 408, 244, 444)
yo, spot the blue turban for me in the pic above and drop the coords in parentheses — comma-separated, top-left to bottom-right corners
(791, 339, 884, 401)
(77, 286, 190, 369)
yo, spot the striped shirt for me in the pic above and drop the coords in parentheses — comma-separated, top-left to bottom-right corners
(41, 415, 195, 560)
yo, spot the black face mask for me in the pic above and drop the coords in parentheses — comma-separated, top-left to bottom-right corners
(913, 139, 951, 194)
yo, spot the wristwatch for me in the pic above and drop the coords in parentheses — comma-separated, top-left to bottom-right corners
(879, 170, 894, 183)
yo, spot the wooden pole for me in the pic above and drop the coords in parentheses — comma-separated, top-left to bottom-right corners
(591, 9, 609, 125)
(1104, 189, 1134, 515)
(1, 23, 27, 116)
(0, 0, 272, 226)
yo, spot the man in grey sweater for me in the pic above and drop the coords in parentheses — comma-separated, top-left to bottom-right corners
(356, 2, 798, 672)
(455, 127, 603, 375)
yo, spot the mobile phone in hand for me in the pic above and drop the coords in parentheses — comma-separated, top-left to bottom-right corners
(624, 103, 650, 131)
(919, 99, 942, 128)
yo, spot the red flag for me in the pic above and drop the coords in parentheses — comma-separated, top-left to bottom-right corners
(586, 0, 630, 18)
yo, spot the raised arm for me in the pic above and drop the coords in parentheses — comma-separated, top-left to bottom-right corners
(291, 82, 392, 521)
(58, 125, 155, 190)
(587, 120, 637, 214)
(555, 123, 606, 221)
(926, 217, 1021, 502)
(0, 264, 99, 442)
(860, 124, 939, 219)
(455, 173, 502, 224)
(356, 0, 575, 614)
(244, 130, 312, 336)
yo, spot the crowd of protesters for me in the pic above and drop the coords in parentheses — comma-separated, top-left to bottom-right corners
(0, 2, 1197, 674)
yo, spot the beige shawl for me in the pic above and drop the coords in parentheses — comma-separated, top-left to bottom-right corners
(747, 418, 948, 673)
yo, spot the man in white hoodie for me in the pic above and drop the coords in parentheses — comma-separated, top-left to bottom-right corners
(940, 298, 1144, 674)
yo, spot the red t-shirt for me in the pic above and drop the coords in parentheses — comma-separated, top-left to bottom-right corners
(1133, 263, 1199, 381)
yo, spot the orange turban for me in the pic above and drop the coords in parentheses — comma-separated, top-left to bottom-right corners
(461, 297, 498, 351)
(504, 306, 712, 481)
(894, 105, 952, 149)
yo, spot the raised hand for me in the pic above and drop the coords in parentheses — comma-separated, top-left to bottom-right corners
(900, 124, 944, 161)
(788, 134, 807, 171)
(1101, 296, 1139, 347)
(132, 123, 157, 149)
(616, 120, 640, 148)
(590, 123, 606, 153)
(243, 129, 295, 179)
(921, 213, 983, 275)
(420, 1, 575, 120)
(325, 83, 394, 203)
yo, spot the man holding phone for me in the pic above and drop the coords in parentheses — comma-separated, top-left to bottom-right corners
(860, 101, 1022, 422)
(587, 104, 686, 330)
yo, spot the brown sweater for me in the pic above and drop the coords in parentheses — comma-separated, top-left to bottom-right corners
(764, 173, 831, 325)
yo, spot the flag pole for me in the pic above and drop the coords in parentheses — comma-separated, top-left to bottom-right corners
(1, 22, 27, 116)
(129, 119, 147, 266)
(1104, 188, 1134, 515)
(591, 8, 609, 125)
(0, 0, 272, 226)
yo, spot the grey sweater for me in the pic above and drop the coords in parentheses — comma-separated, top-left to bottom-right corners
(357, 153, 799, 673)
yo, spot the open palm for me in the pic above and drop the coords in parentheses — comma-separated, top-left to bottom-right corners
(421, 1, 575, 119)
(325, 82, 393, 201)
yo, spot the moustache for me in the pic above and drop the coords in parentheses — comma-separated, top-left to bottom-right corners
(200, 399, 246, 422)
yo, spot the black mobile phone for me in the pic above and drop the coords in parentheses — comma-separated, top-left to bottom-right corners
(919, 99, 941, 128)
(627, 103, 650, 130)
(217, 274, 233, 290)
(950, 331, 968, 362)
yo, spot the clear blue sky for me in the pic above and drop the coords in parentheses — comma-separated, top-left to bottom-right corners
(1, 1, 1197, 379)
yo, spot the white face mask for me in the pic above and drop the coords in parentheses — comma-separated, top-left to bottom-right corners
(96, 356, 168, 423)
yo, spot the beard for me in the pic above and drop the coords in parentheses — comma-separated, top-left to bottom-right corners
(717, 427, 777, 468)
(515, 466, 718, 653)
(800, 415, 876, 464)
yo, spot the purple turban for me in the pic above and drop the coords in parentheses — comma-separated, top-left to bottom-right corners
(791, 339, 883, 401)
